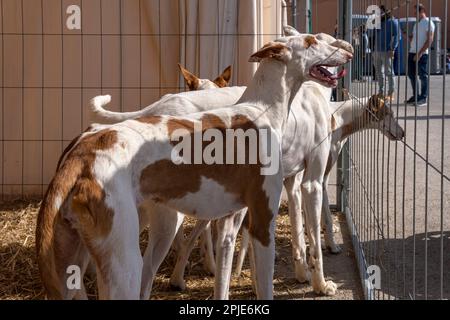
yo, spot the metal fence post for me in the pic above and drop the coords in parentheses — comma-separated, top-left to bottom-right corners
(337, 0, 352, 212)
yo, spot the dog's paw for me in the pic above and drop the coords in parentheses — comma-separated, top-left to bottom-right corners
(332, 224, 340, 233)
(295, 269, 311, 284)
(315, 280, 337, 296)
(322, 280, 337, 296)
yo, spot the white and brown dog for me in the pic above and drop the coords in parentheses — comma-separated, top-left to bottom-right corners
(36, 33, 352, 300)
(88, 30, 356, 298)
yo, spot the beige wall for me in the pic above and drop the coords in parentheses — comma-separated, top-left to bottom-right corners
(0, 0, 283, 199)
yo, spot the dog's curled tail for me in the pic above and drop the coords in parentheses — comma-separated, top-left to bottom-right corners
(90, 94, 150, 123)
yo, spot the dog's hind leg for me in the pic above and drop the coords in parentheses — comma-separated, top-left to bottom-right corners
(72, 189, 143, 300)
(214, 208, 247, 300)
(246, 175, 283, 300)
(51, 218, 91, 300)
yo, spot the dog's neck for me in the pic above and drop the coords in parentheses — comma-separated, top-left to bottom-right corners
(238, 59, 304, 132)
(333, 97, 370, 140)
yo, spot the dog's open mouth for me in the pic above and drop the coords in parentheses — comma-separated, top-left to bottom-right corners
(309, 65, 347, 88)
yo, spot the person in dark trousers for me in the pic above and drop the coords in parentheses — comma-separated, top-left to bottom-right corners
(372, 5, 400, 102)
(406, 3, 435, 106)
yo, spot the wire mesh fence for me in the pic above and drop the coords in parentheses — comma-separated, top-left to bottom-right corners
(339, 0, 449, 300)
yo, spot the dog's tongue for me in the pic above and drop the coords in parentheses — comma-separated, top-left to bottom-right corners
(330, 69, 347, 80)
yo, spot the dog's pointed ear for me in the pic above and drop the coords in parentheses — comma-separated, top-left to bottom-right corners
(369, 94, 385, 112)
(178, 63, 199, 90)
(283, 25, 300, 36)
(316, 33, 336, 44)
(220, 65, 232, 83)
(249, 42, 290, 63)
(331, 39, 354, 55)
(213, 65, 232, 88)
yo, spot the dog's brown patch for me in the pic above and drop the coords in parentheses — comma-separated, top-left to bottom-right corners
(325, 154, 334, 176)
(56, 133, 82, 171)
(71, 178, 114, 238)
(140, 114, 274, 246)
(136, 115, 162, 125)
(341, 123, 354, 138)
(367, 94, 387, 117)
(167, 118, 196, 141)
(331, 115, 337, 131)
(249, 42, 289, 62)
(304, 35, 318, 48)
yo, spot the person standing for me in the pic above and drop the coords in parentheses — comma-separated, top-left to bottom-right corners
(372, 5, 400, 101)
(406, 3, 435, 106)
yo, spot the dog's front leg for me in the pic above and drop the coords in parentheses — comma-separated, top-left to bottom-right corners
(301, 179, 337, 296)
(284, 173, 310, 283)
(322, 173, 341, 254)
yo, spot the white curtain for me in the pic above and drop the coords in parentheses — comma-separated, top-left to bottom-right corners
(141, 0, 283, 90)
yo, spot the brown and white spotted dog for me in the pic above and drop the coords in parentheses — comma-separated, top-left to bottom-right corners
(36, 33, 352, 300)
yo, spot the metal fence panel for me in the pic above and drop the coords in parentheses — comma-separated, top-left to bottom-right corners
(341, 0, 449, 300)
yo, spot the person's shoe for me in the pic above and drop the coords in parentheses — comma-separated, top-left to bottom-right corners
(405, 96, 416, 104)
(416, 98, 427, 107)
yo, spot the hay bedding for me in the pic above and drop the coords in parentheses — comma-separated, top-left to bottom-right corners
(0, 200, 356, 300)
